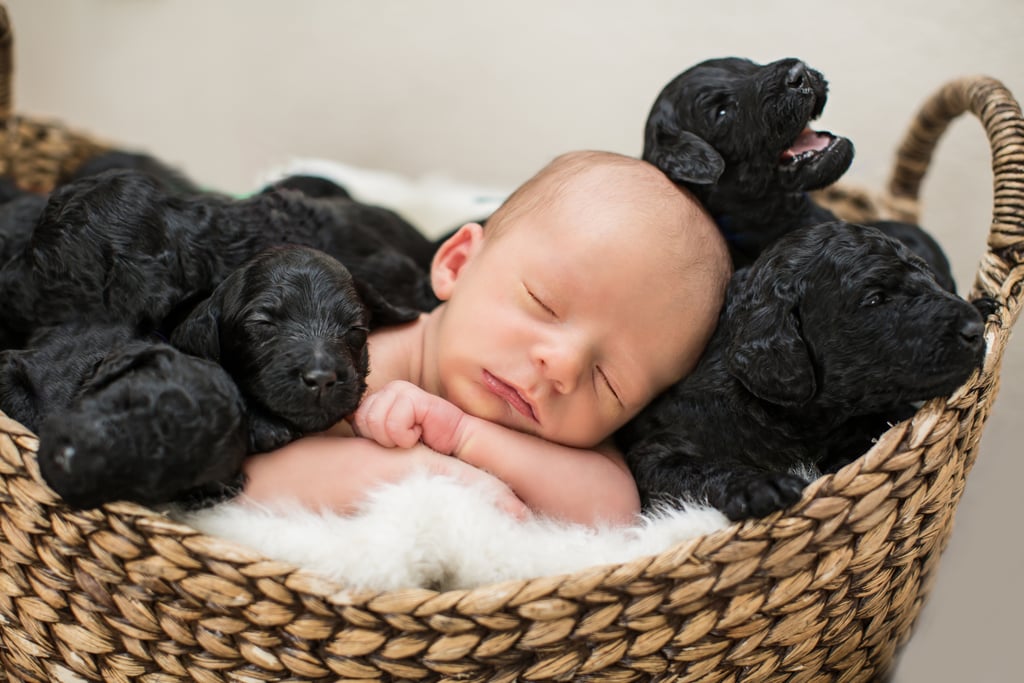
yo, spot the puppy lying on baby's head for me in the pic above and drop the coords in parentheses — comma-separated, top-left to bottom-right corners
(0, 323, 249, 509)
(170, 245, 419, 453)
(643, 56, 955, 290)
(644, 57, 853, 259)
(616, 221, 986, 521)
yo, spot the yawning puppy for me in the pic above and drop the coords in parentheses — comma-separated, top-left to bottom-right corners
(616, 221, 986, 521)
(642, 56, 955, 291)
(644, 56, 854, 264)
(170, 246, 419, 453)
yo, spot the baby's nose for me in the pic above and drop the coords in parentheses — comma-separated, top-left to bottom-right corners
(535, 337, 588, 394)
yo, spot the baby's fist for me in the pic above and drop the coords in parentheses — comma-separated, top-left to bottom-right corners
(353, 380, 465, 454)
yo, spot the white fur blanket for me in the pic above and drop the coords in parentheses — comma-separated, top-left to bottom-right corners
(175, 472, 728, 592)
(256, 157, 510, 239)
(171, 161, 729, 593)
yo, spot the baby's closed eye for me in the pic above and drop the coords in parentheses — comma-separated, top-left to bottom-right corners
(595, 366, 623, 407)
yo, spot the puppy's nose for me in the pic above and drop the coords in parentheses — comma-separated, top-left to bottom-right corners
(302, 368, 337, 392)
(786, 62, 808, 90)
(959, 318, 985, 348)
(52, 444, 76, 474)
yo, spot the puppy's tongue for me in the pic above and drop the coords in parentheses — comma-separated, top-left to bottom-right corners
(781, 128, 832, 161)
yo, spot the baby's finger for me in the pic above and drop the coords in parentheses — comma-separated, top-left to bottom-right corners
(350, 392, 374, 437)
(384, 394, 421, 449)
(353, 393, 396, 447)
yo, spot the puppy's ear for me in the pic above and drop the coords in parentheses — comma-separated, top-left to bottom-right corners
(644, 102, 725, 185)
(352, 278, 420, 329)
(169, 297, 223, 361)
(85, 343, 170, 393)
(725, 282, 816, 406)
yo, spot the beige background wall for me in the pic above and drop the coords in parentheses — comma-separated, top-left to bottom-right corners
(5, 1, 1022, 680)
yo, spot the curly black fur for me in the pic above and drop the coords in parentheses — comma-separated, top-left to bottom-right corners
(170, 246, 418, 453)
(0, 169, 438, 344)
(0, 194, 46, 266)
(0, 322, 248, 509)
(616, 222, 986, 521)
(642, 56, 953, 289)
(0, 190, 49, 349)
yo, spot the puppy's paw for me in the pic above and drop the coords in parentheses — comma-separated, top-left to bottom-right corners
(717, 472, 808, 521)
(248, 415, 299, 454)
(174, 472, 247, 510)
(970, 295, 1000, 319)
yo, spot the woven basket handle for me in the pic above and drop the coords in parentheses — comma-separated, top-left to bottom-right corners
(886, 76, 1024, 321)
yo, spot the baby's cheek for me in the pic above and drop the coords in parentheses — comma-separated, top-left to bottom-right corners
(542, 410, 614, 450)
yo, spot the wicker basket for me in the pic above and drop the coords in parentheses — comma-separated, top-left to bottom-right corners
(2, 8, 1023, 683)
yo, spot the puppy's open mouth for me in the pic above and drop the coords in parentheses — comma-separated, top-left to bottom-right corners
(779, 127, 838, 167)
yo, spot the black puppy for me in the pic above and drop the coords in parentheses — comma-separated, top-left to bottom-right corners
(2, 149, 199, 266)
(170, 246, 418, 453)
(644, 57, 852, 261)
(0, 169, 438, 343)
(0, 323, 249, 509)
(616, 222, 986, 521)
(258, 174, 438, 272)
(642, 56, 954, 289)
(69, 149, 204, 195)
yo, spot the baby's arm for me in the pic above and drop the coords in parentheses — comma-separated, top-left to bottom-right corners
(353, 381, 640, 526)
(242, 435, 528, 519)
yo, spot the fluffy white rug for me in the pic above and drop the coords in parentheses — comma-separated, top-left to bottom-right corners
(175, 471, 729, 593)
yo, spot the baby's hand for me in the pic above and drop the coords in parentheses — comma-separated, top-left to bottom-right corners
(353, 380, 465, 454)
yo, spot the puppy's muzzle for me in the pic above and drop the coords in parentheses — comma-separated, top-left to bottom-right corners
(301, 349, 338, 394)
(302, 368, 338, 393)
(958, 317, 986, 355)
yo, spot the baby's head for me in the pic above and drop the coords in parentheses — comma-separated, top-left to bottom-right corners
(425, 150, 730, 447)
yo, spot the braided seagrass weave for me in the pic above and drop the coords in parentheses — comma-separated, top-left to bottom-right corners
(1, 12, 1023, 683)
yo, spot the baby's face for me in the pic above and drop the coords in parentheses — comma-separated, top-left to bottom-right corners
(430, 198, 722, 448)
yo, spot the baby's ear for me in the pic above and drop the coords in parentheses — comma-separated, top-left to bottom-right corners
(431, 222, 484, 300)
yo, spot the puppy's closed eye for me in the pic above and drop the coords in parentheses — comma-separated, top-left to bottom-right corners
(244, 313, 276, 328)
